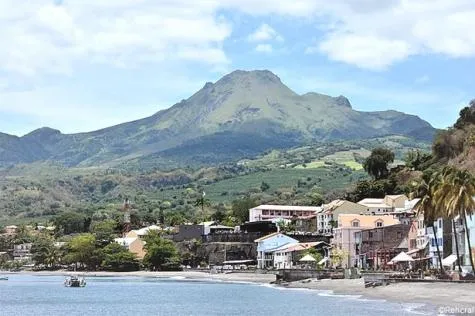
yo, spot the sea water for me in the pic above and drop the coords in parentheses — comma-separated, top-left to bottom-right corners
(0, 275, 436, 316)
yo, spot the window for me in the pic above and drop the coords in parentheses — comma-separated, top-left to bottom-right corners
(438, 219, 442, 229)
(352, 220, 360, 228)
(376, 221, 383, 227)
(369, 232, 373, 238)
(397, 232, 402, 239)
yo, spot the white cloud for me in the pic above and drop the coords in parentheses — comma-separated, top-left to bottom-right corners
(304, 0, 475, 69)
(0, 1, 232, 76)
(3, 0, 475, 75)
(248, 23, 283, 42)
(255, 44, 273, 53)
(317, 34, 412, 70)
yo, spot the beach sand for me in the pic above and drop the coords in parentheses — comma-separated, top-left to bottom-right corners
(283, 278, 475, 309)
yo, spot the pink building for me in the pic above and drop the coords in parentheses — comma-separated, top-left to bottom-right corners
(332, 214, 400, 268)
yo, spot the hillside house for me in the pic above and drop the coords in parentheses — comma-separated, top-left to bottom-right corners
(358, 195, 408, 215)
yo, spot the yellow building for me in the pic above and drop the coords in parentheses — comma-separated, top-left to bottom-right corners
(114, 237, 146, 260)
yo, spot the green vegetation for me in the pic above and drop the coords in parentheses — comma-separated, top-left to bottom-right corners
(101, 243, 140, 272)
(0, 134, 431, 227)
(143, 231, 181, 271)
(363, 148, 395, 180)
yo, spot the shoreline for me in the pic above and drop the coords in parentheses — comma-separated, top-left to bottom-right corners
(1, 270, 277, 284)
(3, 270, 474, 311)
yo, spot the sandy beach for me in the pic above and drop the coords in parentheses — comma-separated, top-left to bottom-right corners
(282, 278, 475, 309)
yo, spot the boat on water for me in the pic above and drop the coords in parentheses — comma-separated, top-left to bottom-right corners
(0, 277, 8, 281)
(64, 276, 86, 287)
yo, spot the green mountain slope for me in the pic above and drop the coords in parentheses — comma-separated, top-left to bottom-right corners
(0, 70, 435, 167)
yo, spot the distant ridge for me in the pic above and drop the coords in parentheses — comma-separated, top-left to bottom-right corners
(0, 70, 435, 167)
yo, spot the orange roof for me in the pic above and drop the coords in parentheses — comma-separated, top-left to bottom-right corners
(337, 214, 400, 228)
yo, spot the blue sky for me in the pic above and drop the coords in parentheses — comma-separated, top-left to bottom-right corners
(1, 0, 474, 136)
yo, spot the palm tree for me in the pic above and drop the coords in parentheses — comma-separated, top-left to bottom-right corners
(439, 167, 475, 273)
(194, 191, 211, 222)
(433, 167, 464, 273)
(413, 172, 444, 274)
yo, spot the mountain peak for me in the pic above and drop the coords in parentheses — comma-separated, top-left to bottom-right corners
(23, 127, 61, 140)
(334, 95, 352, 108)
(218, 69, 282, 85)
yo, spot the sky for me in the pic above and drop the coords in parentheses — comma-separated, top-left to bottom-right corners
(1, 0, 475, 136)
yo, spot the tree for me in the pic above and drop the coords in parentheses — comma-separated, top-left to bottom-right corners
(143, 231, 181, 271)
(13, 225, 34, 244)
(64, 233, 99, 270)
(101, 243, 139, 272)
(435, 167, 475, 273)
(413, 172, 445, 275)
(363, 148, 395, 180)
(54, 212, 88, 235)
(331, 248, 349, 268)
(405, 150, 432, 171)
(211, 206, 227, 223)
(454, 101, 475, 129)
(231, 197, 258, 224)
(31, 235, 61, 269)
(307, 190, 324, 206)
(91, 220, 118, 246)
(194, 192, 211, 222)
(260, 181, 270, 192)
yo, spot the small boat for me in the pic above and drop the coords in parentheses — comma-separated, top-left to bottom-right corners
(0, 277, 8, 281)
(64, 276, 86, 287)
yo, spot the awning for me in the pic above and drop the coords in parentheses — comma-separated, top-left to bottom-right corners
(317, 257, 328, 265)
(390, 251, 415, 263)
(299, 254, 316, 262)
(442, 254, 458, 266)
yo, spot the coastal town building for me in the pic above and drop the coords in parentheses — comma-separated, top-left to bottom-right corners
(464, 216, 475, 272)
(357, 195, 408, 215)
(332, 214, 400, 268)
(249, 205, 321, 223)
(317, 200, 367, 235)
(356, 223, 411, 269)
(13, 243, 33, 262)
(174, 221, 234, 242)
(272, 241, 331, 269)
(114, 237, 146, 259)
(255, 232, 298, 269)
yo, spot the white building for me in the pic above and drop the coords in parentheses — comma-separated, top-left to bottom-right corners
(255, 233, 298, 269)
(249, 205, 321, 223)
(317, 200, 368, 235)
(358, 195, 408, 215)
